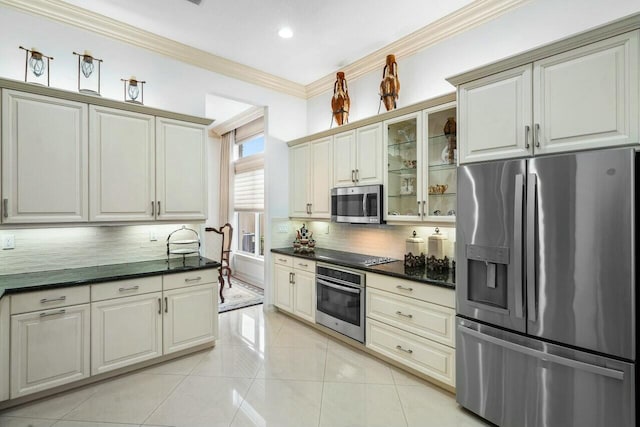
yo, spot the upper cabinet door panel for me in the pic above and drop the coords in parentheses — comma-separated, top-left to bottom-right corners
(356, 123, 383, 185)
(310, 136, 332, 218)
(2, 90, 88, 223)
(156, 118, 207, 221)
(533, 31, 639, 155)
(289, 143, 310, 217)
(333, 130, 356, 187)
(458, 65, 533, 164)
(89, 106, 155, 221)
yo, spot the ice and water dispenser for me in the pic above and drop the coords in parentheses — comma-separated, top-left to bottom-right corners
(465, 244, 509, 310)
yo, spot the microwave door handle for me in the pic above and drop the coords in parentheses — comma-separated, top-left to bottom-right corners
(317, 278, 361, 294)
(362, 193, 368, 217)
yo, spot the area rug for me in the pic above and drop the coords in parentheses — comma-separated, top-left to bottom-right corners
(219, 276, 264, 313)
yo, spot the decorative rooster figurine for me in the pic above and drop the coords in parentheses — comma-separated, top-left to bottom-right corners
(331, 71, 350, 126)
(379, 54, 400, 111)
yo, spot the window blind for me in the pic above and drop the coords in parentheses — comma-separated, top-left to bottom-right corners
(234, 168, 264, 212)
(235, 117, 264, 144)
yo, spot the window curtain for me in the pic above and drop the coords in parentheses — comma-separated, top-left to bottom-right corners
(219, 131, 233, 224)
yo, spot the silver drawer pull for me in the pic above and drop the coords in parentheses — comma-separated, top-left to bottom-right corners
(184, 276, 202, 282)
(40, 309, 66, 318)
(396, 311, 413, 319)
(278, 258, 288, 262)
(40, 296, 66, 304)
(119, 285, 140, 292)
(396, 345, 413, 354)
(396, 285, 414, 292)
(298, 263, 308, 267)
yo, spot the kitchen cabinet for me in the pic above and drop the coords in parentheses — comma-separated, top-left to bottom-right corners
(1, 90, 88, 223)
(273, 255, 316, 323)
(289, 136, 332, 218)
(333, 123, 383, 187)
(384, 104, 457, 223)
(11, 303, 90, 398)
(0, 297, 8, 402)
(156, 118, 207, 221)
(365, 272, 455, 387)
(91, 292, 163, 375)
(89, 106, 155, 221)
(458, 30, 639, 163)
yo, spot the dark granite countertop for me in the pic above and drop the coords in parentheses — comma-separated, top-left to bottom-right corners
(0, 257, 220, 299)
(271, 247, 455, 289)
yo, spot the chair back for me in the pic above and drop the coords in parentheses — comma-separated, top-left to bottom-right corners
(204, 227, 224, 264)
(219, 223, 233, 263)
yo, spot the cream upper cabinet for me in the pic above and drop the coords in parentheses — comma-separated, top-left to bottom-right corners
(458, 30, 639, 163)
(1, 90, 88, 223)
(333, 125, 383, 187)
(289, 136, 332, 218)
(458, 65, 533, 164)
(156, 118, 208, 221)
(533, 31, 639, 155)
(89, 106, 155, 221)
(333, 130, 357, 187)
(11, 304, 90, 398)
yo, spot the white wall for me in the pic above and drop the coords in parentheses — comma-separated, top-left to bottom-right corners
(307, 0, 640, 133)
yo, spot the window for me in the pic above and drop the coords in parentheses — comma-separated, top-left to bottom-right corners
(232, 116, 265, 258)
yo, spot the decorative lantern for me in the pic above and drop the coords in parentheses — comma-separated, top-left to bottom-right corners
(379, 54, 400, 112)
(73, 50, 103, 95)
(121, 76, 146, 104)
(331, 71, 350, 127)
(19, 46, 53, 86)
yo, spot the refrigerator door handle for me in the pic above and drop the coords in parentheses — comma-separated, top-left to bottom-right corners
(513, 173, 525, 318)
(458, 325, 625, 381)
(527, 173, 537, 322)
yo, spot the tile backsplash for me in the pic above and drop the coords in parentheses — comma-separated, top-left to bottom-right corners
(271, 218, 455, 261)
(0, 224, 202, 275)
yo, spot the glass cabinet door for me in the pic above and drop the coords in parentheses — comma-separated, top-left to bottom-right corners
(424, 102, 457, 222)
(384, 113, 422, 221)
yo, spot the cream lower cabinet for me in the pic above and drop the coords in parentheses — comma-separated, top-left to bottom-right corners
(91, 292, 163, 375)
(273, 255, 316, 323)
(163, 283, 217, 354)
(11, 304, 90, 398)
(0, 297, 9, 402)
(289, 136, 332, 218)
(365, 272, 455, 387)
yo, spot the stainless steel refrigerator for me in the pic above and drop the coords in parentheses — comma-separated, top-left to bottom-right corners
(456, 148, 636, 427)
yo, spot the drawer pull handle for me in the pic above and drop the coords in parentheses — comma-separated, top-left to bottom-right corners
(298, 263, 308, 267)
(40, 296, 66, 304)
(119, 285, 140, 292)
(164, 297, 168, 313)
(396, 285, 414, 292)
(396, 345, 413, 354)
(278, 258, 288, 262)
(184, 276, 202, 282)
(40, 309, 66, 318)
(396, 311, 413, 319)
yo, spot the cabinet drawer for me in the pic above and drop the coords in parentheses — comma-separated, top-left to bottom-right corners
(11, 286, 90, 315)
(366, 318, 455, 386)
(366, 272, 454, 308)
(163, 269, 216, 291)
(273, 255, 293, 267)
(91, 276, 162, 302)
(293, 258, 316, 273)
(367, 288, 455, 347)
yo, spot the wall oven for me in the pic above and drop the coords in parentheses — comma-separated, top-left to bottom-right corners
(316, 263, 365, 343)
(331, 185, 383, 224)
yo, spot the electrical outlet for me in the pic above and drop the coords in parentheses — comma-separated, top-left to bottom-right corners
(2, 234, 15, 250)
(277, 223, 289, 233)
(149, 229, 158, 241)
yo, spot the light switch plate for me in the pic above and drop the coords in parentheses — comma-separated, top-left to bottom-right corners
(2, 235, 15, 250)
(149, 229, 158, 241)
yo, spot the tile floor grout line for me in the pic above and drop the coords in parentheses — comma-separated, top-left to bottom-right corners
(317, 338, 331, 427)
(393, 380, 411, 427)
(139, 373, 190, 426)
(227, 374, 257, 427)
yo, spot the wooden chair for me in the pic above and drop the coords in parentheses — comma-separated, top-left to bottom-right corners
(204, 223, 233, 303)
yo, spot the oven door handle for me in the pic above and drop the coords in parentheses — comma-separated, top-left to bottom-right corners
(317, 278, 361, 294)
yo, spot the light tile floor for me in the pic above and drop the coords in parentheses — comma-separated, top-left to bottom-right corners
(0, 305, 491, 427)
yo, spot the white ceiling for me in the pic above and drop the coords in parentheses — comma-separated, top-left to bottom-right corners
(57, 0, 474, 86)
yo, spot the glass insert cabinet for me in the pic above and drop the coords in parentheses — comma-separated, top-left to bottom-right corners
(383, 101, 457, 222)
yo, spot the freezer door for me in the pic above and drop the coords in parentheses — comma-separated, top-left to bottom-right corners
(457, 318, 635, 427)
(457, 159, 527, 332)
(528, 148, 635, 360)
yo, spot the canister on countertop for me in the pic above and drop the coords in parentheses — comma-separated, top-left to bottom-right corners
(405, 230, 425, 256)
(428, 227, 448, 259)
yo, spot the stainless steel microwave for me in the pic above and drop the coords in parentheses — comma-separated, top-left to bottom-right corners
(331, 185, 383, 224)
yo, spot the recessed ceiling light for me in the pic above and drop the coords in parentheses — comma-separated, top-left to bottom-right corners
(278, 27, 293, 39)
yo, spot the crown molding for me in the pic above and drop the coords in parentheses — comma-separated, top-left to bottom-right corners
(304, 0, 530, 98)
(0, 0, 307, 98)
(209, 105, 265, 138)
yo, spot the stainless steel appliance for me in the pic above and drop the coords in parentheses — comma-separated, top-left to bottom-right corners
(316, 263, 365, 342)
(331, 185, 383, 224)
(456, 148, 636, 426)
